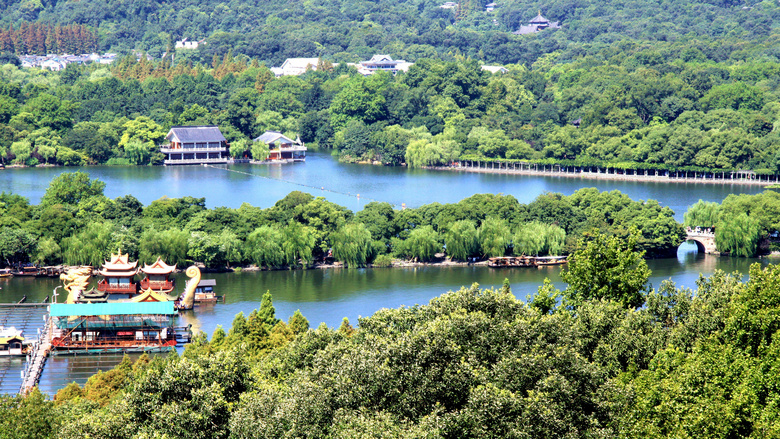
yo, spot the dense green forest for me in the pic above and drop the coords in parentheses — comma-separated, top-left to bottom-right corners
(1, 1, 780, 172)
(0, 172, 685, 269)
(6, 237, 780, 437)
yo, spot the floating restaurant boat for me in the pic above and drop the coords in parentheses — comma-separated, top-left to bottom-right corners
(49, 301, 180, 355)
(12, 265, 40, 276)
(488, 256, 537, 267)
(487, 255, 567, 268)
(175, 266, 222, 309)
(535, 256, 568, 266)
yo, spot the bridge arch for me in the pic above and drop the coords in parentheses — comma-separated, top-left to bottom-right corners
(684, 230, 717, 254)
(686, 238, 707, 253)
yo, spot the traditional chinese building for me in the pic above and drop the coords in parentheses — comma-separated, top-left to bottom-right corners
(140, 257, 176, 294)
(161, 125, 229, 165)
(513, 11, 561, 35)
(97, 252, 139, 295)
(253, 131, 307, 162)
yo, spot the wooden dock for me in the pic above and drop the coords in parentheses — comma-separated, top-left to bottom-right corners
(20, 316, 52, 395)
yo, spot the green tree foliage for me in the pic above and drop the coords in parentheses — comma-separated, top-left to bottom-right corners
(477, 216, 511, 257)
(715, 212, 761, 257)
(332, 222, 374, 268)
(395, 225, 440, 262)
(444, 220, 479, 261)
(683, 199, 721, 228)
(561, 232, 651, 309)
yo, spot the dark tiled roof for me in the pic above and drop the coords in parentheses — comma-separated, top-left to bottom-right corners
(167, 126, 226, 143)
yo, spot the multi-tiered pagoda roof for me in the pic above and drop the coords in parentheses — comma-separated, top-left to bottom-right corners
(97, 253, 139, 277)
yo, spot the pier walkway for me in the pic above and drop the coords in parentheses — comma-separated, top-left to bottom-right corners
(20, 315, 53, 394)
(0, 304, 49, 394)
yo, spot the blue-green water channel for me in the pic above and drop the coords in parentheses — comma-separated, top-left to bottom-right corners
(0, 152, 772, 393)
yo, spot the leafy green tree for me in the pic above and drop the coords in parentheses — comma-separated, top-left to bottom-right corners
(332, 222, 374, 268)
(282, 221, 316, 266)
(250, 140, 269, 161)
(288, 309, 310, 335)
(40, 172, 106, 209)
(246, 225, 285, 268)
(444, 220, 479, 261)
(715, 213, 761, 257)
(561, 232, 651, 309)
(477, 216, 511, 257)
(683, 200, 721, 228)
(397, 225, 440, 262)
(0, 227, 36, 265)
(61, 221, 116, 266)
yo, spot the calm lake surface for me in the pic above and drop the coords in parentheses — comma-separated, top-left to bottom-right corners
(0, 153, 772, 393)
(0, 151, 767, 220)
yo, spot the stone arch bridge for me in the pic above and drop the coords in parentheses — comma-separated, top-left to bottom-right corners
(686, 228, 717, 254)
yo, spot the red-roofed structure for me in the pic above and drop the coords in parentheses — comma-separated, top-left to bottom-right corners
(97, 253, 139, 294)
(139, 257, 177, 294)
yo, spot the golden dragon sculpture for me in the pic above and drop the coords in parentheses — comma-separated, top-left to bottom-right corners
(178, 265, 201, 309)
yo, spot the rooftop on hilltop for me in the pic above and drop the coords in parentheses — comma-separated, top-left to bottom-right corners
(513, 11, 560, 35)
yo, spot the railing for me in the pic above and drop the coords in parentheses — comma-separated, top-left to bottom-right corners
(160, 146, 226, 153)
(163, 157, 229, 165)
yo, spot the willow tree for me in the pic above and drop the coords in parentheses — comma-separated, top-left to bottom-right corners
(399, 225, 440, 262)
(514, 222, 546, 255)
(138, 227, 189, 266)
(684, 200, 721, 228)
(716, 213, 761, 257)
(61, 221, 115, 266)
(445, 220, 479, 261)
(478, 216, 511, 257)
(282, 221, 316, 267)
(332, 222, 374, 268)
(246, 225, 285, 268)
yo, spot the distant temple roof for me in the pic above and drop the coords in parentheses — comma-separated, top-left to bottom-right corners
(141, 257, 176, 275)
(513, 11, 560, 35)
(166, 126, 227, 144)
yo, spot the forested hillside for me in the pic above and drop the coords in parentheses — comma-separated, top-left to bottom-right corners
(2, 1, 780, 173)
(0, 0, 776, 65)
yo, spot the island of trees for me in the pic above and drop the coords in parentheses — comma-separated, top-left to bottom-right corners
(0, 172, 688, 270)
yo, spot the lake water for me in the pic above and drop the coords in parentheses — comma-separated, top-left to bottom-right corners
(0, 151, 767, 220)
(0, 153, 772, 394)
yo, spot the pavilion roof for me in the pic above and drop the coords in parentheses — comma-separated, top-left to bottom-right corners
(101, 252, 138, 270)
(141, 257, 176, 275)
(130, 289, 176, 302)
(97, 268, 139, 277)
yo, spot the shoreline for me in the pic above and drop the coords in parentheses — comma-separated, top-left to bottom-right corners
(425, 165, 776, 187)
